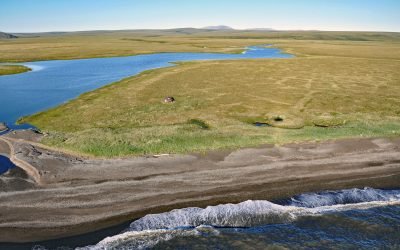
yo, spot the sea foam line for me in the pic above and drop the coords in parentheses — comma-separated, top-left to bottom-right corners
(81, 187, 400, 249)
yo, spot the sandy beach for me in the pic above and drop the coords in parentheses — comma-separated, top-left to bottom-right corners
(0, 130, 399, 243)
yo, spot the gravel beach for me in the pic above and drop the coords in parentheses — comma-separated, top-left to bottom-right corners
(0, 131, 399, 243)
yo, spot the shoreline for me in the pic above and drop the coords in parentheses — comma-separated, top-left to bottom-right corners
(0, 47, 248, 64)
(4, 191, 400, 250)
(0, 123, 8, 134)
(0, 130, 399, 244)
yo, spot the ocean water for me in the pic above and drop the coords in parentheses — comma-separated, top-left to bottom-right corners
(75, 188, 400, 250)
(0, 46, 292, 129)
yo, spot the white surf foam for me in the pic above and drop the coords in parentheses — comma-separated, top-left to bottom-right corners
(77, 228, 204, 250)
(129, 200, 300, 232)
(128, 198, 400, 233)
(288, 187, 400, 208)
(21, 64, 45, 72)
(82, 188, 400, 249)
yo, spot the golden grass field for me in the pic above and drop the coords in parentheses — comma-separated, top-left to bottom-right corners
(6, 30, 400, 156)
(1, 30, 400, 62)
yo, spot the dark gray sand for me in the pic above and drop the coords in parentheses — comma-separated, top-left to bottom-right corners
(0, 130, 399, 242)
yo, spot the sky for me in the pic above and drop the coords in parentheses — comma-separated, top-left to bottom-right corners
(0, 0, 399, 33)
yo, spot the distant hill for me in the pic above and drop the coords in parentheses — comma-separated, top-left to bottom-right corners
(0, 31, 17, 39)
(202, 25, 234, 30)
(248, 28, 275, 31)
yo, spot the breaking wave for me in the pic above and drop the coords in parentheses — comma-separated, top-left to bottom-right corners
(80, 188, 400, 250)
(286, 187, 400, 208)
(77, 226, 219, 250)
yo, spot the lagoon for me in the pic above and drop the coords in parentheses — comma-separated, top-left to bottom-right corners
(0, 46, 292, 129)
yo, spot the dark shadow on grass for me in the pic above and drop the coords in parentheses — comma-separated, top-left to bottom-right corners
(188, 119, 210, 130)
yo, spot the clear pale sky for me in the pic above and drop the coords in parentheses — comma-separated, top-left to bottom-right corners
(1, 0, 399, 33)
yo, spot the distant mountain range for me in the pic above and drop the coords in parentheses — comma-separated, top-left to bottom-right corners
(0, 31, 18, 39)
(202, 25, 235, 30)
(1, 27, 278, 38)
(202, 26, 275, 31)
(249, 28, 275, 31)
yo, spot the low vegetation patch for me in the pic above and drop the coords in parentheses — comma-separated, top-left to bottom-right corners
(0, 65, 30, 76)
(188, 119, 210, 130)
(312, 115, 347, 128)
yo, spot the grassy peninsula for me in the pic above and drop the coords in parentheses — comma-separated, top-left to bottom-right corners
(14, 31, 400, 156)
(0, 65, 30, 75)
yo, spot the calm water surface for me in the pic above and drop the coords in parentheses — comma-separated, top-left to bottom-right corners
(0, 155, 16, 174)
(0, 46, 292, 129)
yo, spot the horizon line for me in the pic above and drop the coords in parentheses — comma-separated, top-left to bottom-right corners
(4, 27, 400, 34)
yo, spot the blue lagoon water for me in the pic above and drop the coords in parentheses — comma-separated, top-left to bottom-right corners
(0, 46, 292, 129)
(0, 155, 16, 174)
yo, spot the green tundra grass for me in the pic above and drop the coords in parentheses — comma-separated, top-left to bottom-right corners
(0, 65, 30, 75)
(14, 31, 400, 157)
